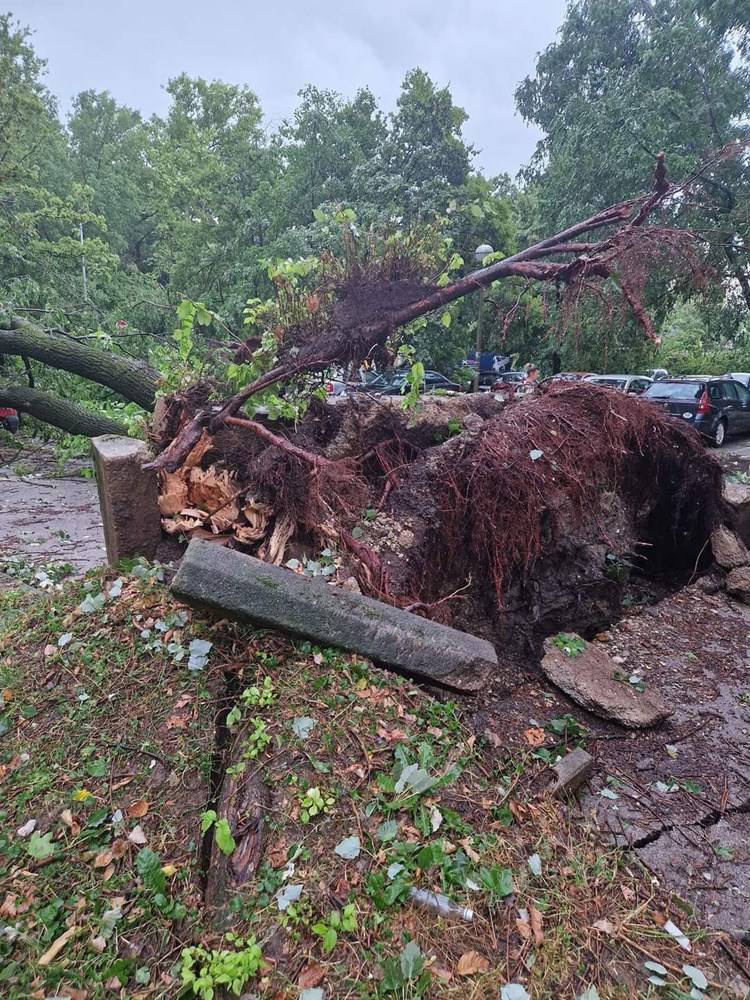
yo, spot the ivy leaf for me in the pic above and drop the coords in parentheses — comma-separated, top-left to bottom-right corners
(292, 716, 317, 740)
(200, 809, 217, 834)
(682, 965, 708, 990)
(214, 818, 236, 856)
(136, 848, 166, 894)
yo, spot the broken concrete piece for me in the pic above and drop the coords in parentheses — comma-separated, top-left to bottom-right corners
(723, 481, 750, 549)
(541, 634, 671, 728)
(92, 435, 162, 565)
(551, 747, 594, 798)
(710, 525, 748, 570)
(726, 565, 750, 603)
(171, 539, 497, 691)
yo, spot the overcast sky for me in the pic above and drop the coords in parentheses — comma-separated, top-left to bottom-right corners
(15, 0, 567, 176)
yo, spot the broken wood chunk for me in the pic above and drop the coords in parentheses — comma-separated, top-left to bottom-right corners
(551, 747, 594, 798)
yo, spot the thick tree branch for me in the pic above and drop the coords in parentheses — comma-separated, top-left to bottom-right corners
(0, 383, 128, 436)
(0, 317, 159, 410)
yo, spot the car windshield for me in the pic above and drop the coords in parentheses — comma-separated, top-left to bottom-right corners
(644, 382, 703, 400)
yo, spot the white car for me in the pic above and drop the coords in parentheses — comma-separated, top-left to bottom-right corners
(584, 374, 653, 395)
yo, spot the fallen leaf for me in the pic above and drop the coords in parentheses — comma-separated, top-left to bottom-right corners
(297, 964, 326, 989)
(2, 688, 12, 702)
(268, 839, 289, 868)
(127, 799, 149, 818)
(593, 918, 615, 936)
(334, 836, 361, 860)
(456, 950, 490, 976)
(91, 935, 107, 953)
(127, 825, 147, 846)
(0, 893, 17, 917)
(529, 905, 544, 944)
(664, 919, 691, 951)
(111, 775, 134, 791)
(102, 864, 116, 881)
(516, 917, 532, 940)
(459, 838, 481, 863)
(16, 818, 37, 838)
(39, 925, 80, 966)
(93, 851, 113, 868)
(523, 727, 546, 747)
(110, 839, 129, 859)
(501, 986, 530, 1000)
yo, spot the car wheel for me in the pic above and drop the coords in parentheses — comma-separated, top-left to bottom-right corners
(710, 419, 727, 448)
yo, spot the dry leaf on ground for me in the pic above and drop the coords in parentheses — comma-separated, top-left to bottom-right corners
(456, 951, 490, 976)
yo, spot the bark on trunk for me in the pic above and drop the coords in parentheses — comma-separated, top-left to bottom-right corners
(0, 317, 159, 410)
(0, 383, 127, 436)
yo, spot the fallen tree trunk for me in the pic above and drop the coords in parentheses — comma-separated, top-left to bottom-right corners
(0, 383, 127, 436)
(1, 317, 159, 410)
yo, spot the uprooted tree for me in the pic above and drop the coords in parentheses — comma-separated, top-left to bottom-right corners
(144, 156, 725, 645)
(0, 152, 701, 439)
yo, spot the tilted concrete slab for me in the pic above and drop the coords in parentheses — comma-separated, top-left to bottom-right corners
(171, 539, 497, 692)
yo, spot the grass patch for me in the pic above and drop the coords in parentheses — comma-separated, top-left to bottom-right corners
(0, 565, 739, 998)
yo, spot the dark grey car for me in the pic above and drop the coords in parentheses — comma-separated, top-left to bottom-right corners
(642, 377, 750, 447)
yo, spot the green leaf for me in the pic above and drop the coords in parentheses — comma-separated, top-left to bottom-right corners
(214, 818, 236, 856)
(377, 819, 398, 842)
(200, 809, 217, 834)
(441, 311, 452, 327)
(400, 940, 425, 980)
(26, 831, 55, 860)
(136, 848, 166, 895)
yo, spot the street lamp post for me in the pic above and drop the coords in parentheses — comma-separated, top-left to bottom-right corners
(472, 243, 493, 392)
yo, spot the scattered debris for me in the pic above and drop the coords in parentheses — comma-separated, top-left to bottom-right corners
(551, 748, 595, 798)
(710, 525, 748, 569)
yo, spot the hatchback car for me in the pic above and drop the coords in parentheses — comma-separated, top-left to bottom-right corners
(642, 376, 750, 447)
(584, 374, 652, 395)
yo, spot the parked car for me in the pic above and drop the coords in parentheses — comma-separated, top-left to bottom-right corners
(377, 370, 463, 395)
(726, 372, 750, 389)
(0, 407, 19, 433)
(642, 376, 750, 447)
(645, 368, 669, 381)
(492, 371, 526, 388)
(584, 374, 652, 395)
(540, 371, 596, 385)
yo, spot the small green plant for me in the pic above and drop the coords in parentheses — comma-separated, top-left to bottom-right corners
(180, 934, 263, 999)
(477, 864, 514, 902)
(551, 633, 586, 657)
(136, 848, 186, 920)
(200, 810, 236, 855)
(299, 785, 336, 823)
(312, 903, 357, 952)
(546, 714, 587, 743)
(378, 940, 431, 996)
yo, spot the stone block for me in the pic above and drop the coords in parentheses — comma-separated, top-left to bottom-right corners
(171, 539, 497, 692)
(92, 435, 162, 565)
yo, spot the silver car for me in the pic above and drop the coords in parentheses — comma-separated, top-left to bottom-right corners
(584, 374, 653, 395)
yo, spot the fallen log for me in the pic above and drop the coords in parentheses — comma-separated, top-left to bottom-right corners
(171, 539, 499, 692)
(0, 383, 128, 436)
